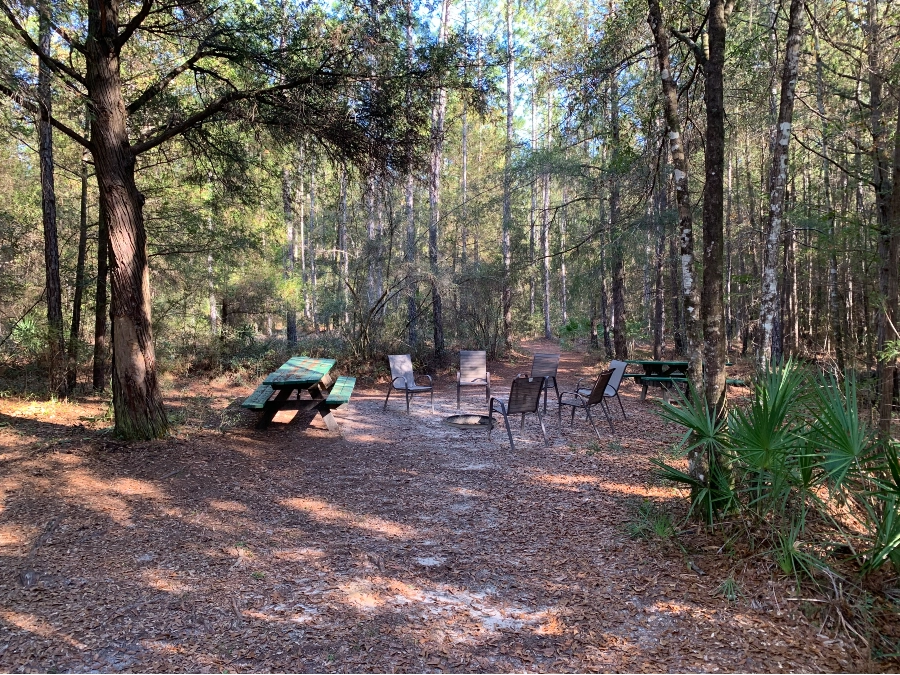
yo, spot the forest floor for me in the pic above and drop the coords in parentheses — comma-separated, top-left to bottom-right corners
(0, 339, 884, 672)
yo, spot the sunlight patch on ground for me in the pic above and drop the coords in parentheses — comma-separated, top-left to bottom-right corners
(273, 547, 326, 562)
(0, 524, 26, 552)
(1, 610, 87, 649)
(280, 497, 417, 539)
(60, 469, 166, 526)
(140, 569, 197, 594)
(529, 472, 602, 490)
(596, 481, 675, 499)
(208, 499, 248, 512)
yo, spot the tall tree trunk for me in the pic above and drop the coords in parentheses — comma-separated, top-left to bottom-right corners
(560, 185, 569, 324)
(208, 217, 217, 336)
(647, 0, 702, 378)
(67, 137, 90, 393)
(653, 179, 666, 360)
(429, 0, 450, 363)
(758, 0, 804, 368)
(339, 166, 349, 326)
(404, 0, 418, 347)
(92, 196, 109, 391)
(38, 1, 66, 397)
(87, 0, 167, 438)
(309, 167, 318, 331)
(542, 172, 552, 338)
(609, 72, 627, 360)
(530, 88, 537, 318)
(877, 102, 900, 435)
(501, 0, 513, 351)
(283, 167, 297, 343)
(701, 0, 728, 416)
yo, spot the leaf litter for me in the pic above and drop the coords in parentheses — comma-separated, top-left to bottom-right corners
(0, 340, 873, 672)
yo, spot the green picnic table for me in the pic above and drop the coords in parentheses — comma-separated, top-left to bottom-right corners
(623, 360, 745, 401)
(241, 356, 356, 431)
(623, 360, 690, 401)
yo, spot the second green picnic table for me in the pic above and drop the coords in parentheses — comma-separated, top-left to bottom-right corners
(624, 360, 689, 401)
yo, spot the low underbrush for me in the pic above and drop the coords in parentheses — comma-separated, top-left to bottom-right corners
(653, 362, 900, 662)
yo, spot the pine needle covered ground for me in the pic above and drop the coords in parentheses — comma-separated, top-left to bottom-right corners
(0, 341, 888, 672)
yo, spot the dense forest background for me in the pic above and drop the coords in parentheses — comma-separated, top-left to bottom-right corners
(0, 0, 897, 438)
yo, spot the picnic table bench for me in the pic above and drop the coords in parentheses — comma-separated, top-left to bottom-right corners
(241, 356, 356, 431)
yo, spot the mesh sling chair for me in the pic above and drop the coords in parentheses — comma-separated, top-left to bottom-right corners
(526, 353, 561, 412)
(384, 355, 434, 412)
(488, 375, 549, 451)
(593, 359, 627, 419)
(457, 350, 491, 408)
(558, 369, 616, 438)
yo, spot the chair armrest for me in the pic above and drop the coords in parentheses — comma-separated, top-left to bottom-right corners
(574, 376, 590, 390)
(489, 397, 506, 415)
(392, 376, 409, 389)
(416, 374, 433, 387)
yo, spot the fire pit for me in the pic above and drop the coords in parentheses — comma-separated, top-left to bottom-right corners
(443, 414, 494, 429)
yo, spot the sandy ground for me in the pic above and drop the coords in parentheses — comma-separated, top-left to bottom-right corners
(0, 341, 872, 672)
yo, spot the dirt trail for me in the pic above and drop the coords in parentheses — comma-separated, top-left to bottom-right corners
(0, 341, 859, 672)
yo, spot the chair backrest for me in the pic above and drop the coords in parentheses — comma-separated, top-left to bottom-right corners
(586, 370, 614, 405)
(388, 354, 415, 387)
(507, 376, 546, 415)
(607, 360, 627, 392)
(459, 350, 487, 383)
(532, 353, 560, 378)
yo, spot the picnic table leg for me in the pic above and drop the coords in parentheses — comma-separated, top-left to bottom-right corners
(256, 388, 294, 429)
(318, 405, 341, 432)
(640, 382, 648, 401)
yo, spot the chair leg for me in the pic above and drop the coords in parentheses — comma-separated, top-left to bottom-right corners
(570, 406, 576, 425)
(383, 387, 392, 410)
(542, 385, 548, 413)
(457, 385, 461, 409)
(405, 389, 411, 413)
(505, 412, 515, 451)
(616, 392, 626, 419)
(552, 377, 560, 404)
(600, 400, 615, 433)
(488, 402, 494, 441)
(536, 410, 549, 446)
(520, 413, 525, 430)
(558, 404, 563, 433)
(584, 407, 602, 440)
(430, 388, 434, 413)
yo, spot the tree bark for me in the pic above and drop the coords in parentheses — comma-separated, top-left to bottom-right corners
(758, 0, 804, 368)
(501, 0, 514, 351)
(560, 185, 569, 324)
(609, 71, 627, 360)
(67, 140, 90, 393)
(92, 196, 109, 391)
(647, 0, 702, 378)
(339, 166, 350, 325)
(87, 0, 167, 438)
(38, 1, 66, 397)
(429, 0, 450, 363)
(701, 0, 728, 416)
(283, 166, 297, 343)
(653, 179, 666, 360)
(542, 172, 552, 338)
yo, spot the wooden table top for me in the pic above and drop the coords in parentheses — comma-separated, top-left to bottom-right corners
(263, 357, 336, 388)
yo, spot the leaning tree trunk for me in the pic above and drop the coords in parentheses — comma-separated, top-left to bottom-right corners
(757, 0, 804, 368)
(38, 1, 66, 397)
(87, 0, 168, 439)
(542, 171, 552, 339)
(283, 166, 297, 343)
(701, 0, 728, 417)
(647, 0, 702, 378)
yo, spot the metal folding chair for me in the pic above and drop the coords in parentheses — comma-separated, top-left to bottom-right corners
(457, 350, 491, 408)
